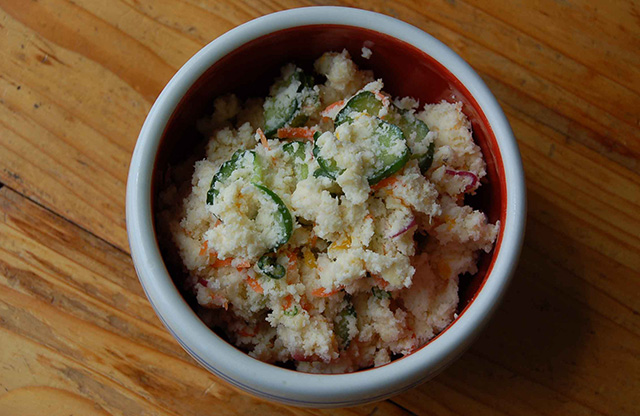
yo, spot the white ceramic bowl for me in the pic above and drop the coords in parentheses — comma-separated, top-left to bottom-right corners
(126, 6, 526, 408)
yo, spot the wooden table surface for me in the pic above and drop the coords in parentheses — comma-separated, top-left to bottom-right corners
(0, 0, 638, 415)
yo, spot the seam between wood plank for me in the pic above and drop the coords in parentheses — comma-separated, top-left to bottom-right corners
(0, 325, 184, 416)
(523, 224, 640, 331)
(386, 399, 421, 416)
(491, 79, 640, 180)
(452, 0, 640, 96)
(433, 370, 544, 416)
(525, 182, 640, 274)
(464, 349, 611, 416)
(116, 0, 227, 44)
(0, 185, 130, 256)
(0, 71, 132, 155)
(491, 79, 640, 183)
(0, 207, 142, 299)
(0, 244, 175, 343)
(0, 121, 125, 231)
(395, 0, 640, 132)
(520, 143, 640, 251)
(0, 284, 210, 380)
(518, 139, 640, 235)
(0, 71, 131, 177)
(0, 97, 127, 193)
(24, 0, 180, 76)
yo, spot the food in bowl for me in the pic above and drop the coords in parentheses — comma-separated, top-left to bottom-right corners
(159, 50, 499, 373)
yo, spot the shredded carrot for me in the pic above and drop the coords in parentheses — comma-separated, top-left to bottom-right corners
(199, 240, 209, 256)
(286, 251, 298, 270)
(282, 294, 293, 311)
(311, 286, 343, 298)
(365, 214, 374, 221)
(300, 296, 311, 311)
(309, 234, 318, 248)
(214, 219, 222, 227)
(235, 259, 252, 270)
(321, 99, 345, 117)
(212, 257, 233, 268)
(374, 276, 389, 289)
(257, 128, 269, 150)
(371, 176, 398, 191)
(277, 127, 316, 140)
(246, 276, 264, 294)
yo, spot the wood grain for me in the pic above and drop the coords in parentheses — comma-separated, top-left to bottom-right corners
(0, 187, 411, 416)
(0, 0, 638, 414)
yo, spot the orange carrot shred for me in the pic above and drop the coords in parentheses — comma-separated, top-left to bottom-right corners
(282, 294, 293, 310)
(321, 99, 345, 117)
(257, 128, 269, 150)
(277, 127, 316, 140)
(311, 286, 343, 298)
(212, 258, 233, 268)
(374, 276, 389, 289)
(246, 276, 264, 294)
(235, 259, 252, 270)
(199, 240, 208, 256)
(371, 176, 398, 191)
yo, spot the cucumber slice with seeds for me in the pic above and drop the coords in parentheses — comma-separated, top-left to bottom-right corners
(394, 111, 434, 173)
(334, 91, 383, 127)
(252, 183, 293, 249)
(206, 150, 262, 205)
(263, 70, 316, 138)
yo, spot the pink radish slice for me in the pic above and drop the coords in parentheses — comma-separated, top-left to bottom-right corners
(445, 169, 478, 193)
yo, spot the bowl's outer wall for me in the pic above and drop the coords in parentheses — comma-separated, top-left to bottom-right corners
(154, 24, 507, 312)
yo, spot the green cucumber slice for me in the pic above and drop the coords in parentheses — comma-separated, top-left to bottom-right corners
(263, 70, 316, 138)
(252, 183, 293, 249)
(257, 254, 286, 279)
(334, 91, 383, 127)
(206, 150, 262, 205)
(367, 119, 411, 185)
(394, 111, 434, 173)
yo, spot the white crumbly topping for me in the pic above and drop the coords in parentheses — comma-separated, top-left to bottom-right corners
(159, 51, 499, 374)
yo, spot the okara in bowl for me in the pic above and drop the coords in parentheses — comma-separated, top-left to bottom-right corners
(126, 6, 526, 408)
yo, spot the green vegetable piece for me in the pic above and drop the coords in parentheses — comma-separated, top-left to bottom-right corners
(335, 302, 357, 349)
(334, 91, 383, 127)
(283, 141, 309, 180)
(395, 111, 434, 174)
(372, 286, 391, 300)
(207, 150, 261, 205)
(418, 141, 435, 173)
(257, 254, 286, 279)
(283, 306, 299, 316)
(325, 102, 412, 184)
(312, 168, 334, 179)
(252, 183, 293, 249)
(366, 120, 411, 185)
(312, 131, 343, 180)
(263, 70, 315, 138)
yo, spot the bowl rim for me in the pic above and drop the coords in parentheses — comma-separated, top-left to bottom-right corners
(126, 6, 526, 407)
